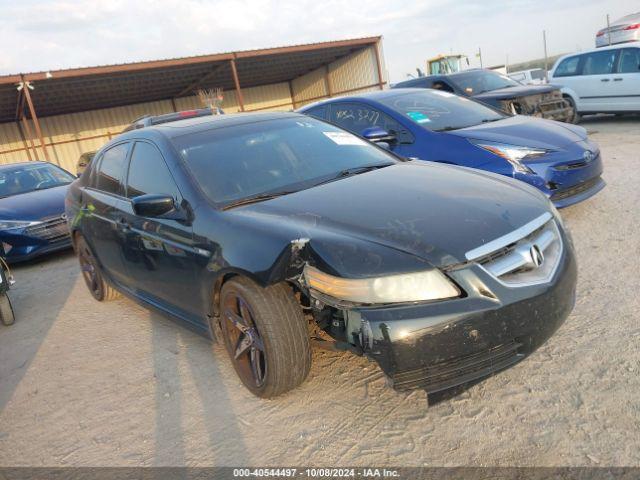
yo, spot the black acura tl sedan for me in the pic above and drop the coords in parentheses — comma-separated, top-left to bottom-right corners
(66, 111, 577, 398)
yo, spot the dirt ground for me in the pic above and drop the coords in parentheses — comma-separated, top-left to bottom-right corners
(0, 116, 639, 467)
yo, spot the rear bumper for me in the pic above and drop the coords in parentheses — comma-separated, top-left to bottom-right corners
(353, 237, 577, 393)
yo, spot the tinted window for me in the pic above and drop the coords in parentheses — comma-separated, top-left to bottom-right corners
(126, 142, 178, 199)
(554, 56, 580, 77)
(329, 103, 414, 143)
(173, 117, 397, 205)
(304, 105, 327, 120)
(531, 69, 545, 80)
(0, 163, 74, 199)
(448, 70, 519, 95)
(618, 48, 640, 73)
(378, 90, 506, 132)
(95, 143, 129, 195)
(583, 50, 616, 75)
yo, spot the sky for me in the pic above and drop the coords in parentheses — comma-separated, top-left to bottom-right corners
(0, 0, 635, 83)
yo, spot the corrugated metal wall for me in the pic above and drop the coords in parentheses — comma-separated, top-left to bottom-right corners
(0, 45, 383, 173)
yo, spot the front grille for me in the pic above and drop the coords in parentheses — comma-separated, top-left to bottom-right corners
(23, 215, 70, 242)
(551, 176, 601, 201)
(391, 341, 523, 392)
(465, 213, 563, 287)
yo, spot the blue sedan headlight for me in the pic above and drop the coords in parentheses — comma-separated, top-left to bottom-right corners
(0, 220, 42, 230)
(468, 139, 552, 174)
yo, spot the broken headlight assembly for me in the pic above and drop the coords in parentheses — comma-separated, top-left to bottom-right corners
(468, 139, 551, 174)
(303, 265, 460, 304)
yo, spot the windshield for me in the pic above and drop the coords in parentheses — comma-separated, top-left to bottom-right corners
(0, 163, 75, 199)
(379, 90, 506, 132)
(449, 70, 521, 95)
(173, 117, 397, 205)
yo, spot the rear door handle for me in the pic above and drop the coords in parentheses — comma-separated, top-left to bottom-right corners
(613, 78, 623, 81)
(600, 78, 610, 82)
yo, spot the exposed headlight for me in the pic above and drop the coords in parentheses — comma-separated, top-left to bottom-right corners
(469, 140, 551, 174)
(304, 265, 460, 304)
(0, 220, 42, 230)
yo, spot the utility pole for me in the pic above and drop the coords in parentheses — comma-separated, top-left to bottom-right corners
(543, 30, 549, 82)
(477, 47, 483, 68)
(607, 14, 612, 46)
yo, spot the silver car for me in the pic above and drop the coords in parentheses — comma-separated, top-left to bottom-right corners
(596, 12, 640, 48)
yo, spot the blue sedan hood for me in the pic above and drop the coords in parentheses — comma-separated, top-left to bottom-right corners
(448, 115, 587, 150)
(0, 184, 68, 220)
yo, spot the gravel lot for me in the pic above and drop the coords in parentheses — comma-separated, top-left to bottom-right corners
(1, 116, 639, 467)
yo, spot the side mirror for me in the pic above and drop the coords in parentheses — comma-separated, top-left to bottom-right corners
(361, 126, 397, 144)
(131, 194, 177, 218)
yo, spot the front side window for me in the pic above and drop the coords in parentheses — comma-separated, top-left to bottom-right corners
(618, 48, 640, 73)
(0, 163, 74, 198)
(95, 143, 129, 195)
(126, 142, 178, 199)
(173, 117, 397, 205)
(448, 70, 520, 95)
(583, 50, 617, 75)
(378, 90, 506, 132)
(328, 103, 414, 143)
(554, 56, 581, 77)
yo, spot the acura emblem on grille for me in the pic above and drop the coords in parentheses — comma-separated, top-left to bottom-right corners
(529, 244, 544, 268)
(61, 213, 67, 221)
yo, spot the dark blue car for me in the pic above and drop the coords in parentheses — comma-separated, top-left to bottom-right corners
(0, 161, 74, 262)
(298, 89, 605, 208)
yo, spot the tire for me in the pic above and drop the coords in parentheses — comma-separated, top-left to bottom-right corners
(0, 294, 15, 326)
(75, 234, 121, 302)
(219, 277, 311, 398)
(563, 95, 581, 124)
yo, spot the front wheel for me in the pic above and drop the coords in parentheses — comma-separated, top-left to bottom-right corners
(219, 277, 311, 398)
(0, 294, 15, 326)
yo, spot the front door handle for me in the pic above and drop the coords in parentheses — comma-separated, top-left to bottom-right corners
(117, 218, 131, 231)
(613, 78, 623, 81)
(600, 78, 610, 82)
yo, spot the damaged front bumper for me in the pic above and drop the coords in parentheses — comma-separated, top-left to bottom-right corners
(344, 238, 577, 393)
(501, 93, 573, 122)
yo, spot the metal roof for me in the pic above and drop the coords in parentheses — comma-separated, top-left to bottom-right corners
(0, 37, 380, 123)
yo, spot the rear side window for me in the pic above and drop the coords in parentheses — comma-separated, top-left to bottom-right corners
(304, 105, 327, 120)
(126, 142, 178, 199)
(328, 103, 414, 144)
(618, 48, 640, 73)
(95, 143, 129, 195)
(583, 50, 617, 75)
(554, 56, 581, 77)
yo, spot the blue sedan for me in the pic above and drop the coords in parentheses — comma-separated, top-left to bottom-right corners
(0, 161, 74, 262)
(298, 89, 605, 207)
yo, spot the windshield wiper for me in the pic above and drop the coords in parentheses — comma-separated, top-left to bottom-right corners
(313, 164, 392, 187)
(434, 126, 461, 132)
(221, 190, 297, 210)
(481, 118, 503, 123)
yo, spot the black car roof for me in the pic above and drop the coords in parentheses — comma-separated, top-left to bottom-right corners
(120, 111, 304, 140)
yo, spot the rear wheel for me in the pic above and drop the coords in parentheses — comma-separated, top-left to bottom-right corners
(76, 235, 121, 302)
(219, 277, 311, 398)
(0, 294, 15, 326)
(563, 95, 580, 124)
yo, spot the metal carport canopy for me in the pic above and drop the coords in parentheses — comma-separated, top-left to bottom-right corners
(0, 36, 382, 123)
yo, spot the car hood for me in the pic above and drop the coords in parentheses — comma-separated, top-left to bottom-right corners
(0, 184, 68, 221)
(448, 115, 588, 149)
(473, 84, 557, 101)
(234, 162, 551, 269)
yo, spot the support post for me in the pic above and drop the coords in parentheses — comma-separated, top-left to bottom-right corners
(21, 77, 50, 162)
(230, 57, 245, 112)
(21, 117, 39, 161)
(373, 41, 385, 90)
(170, 97, 178, 112)
(324, 65, 333, 98)
(288, 81, 297, 109)
(16, 120, 33, 161)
